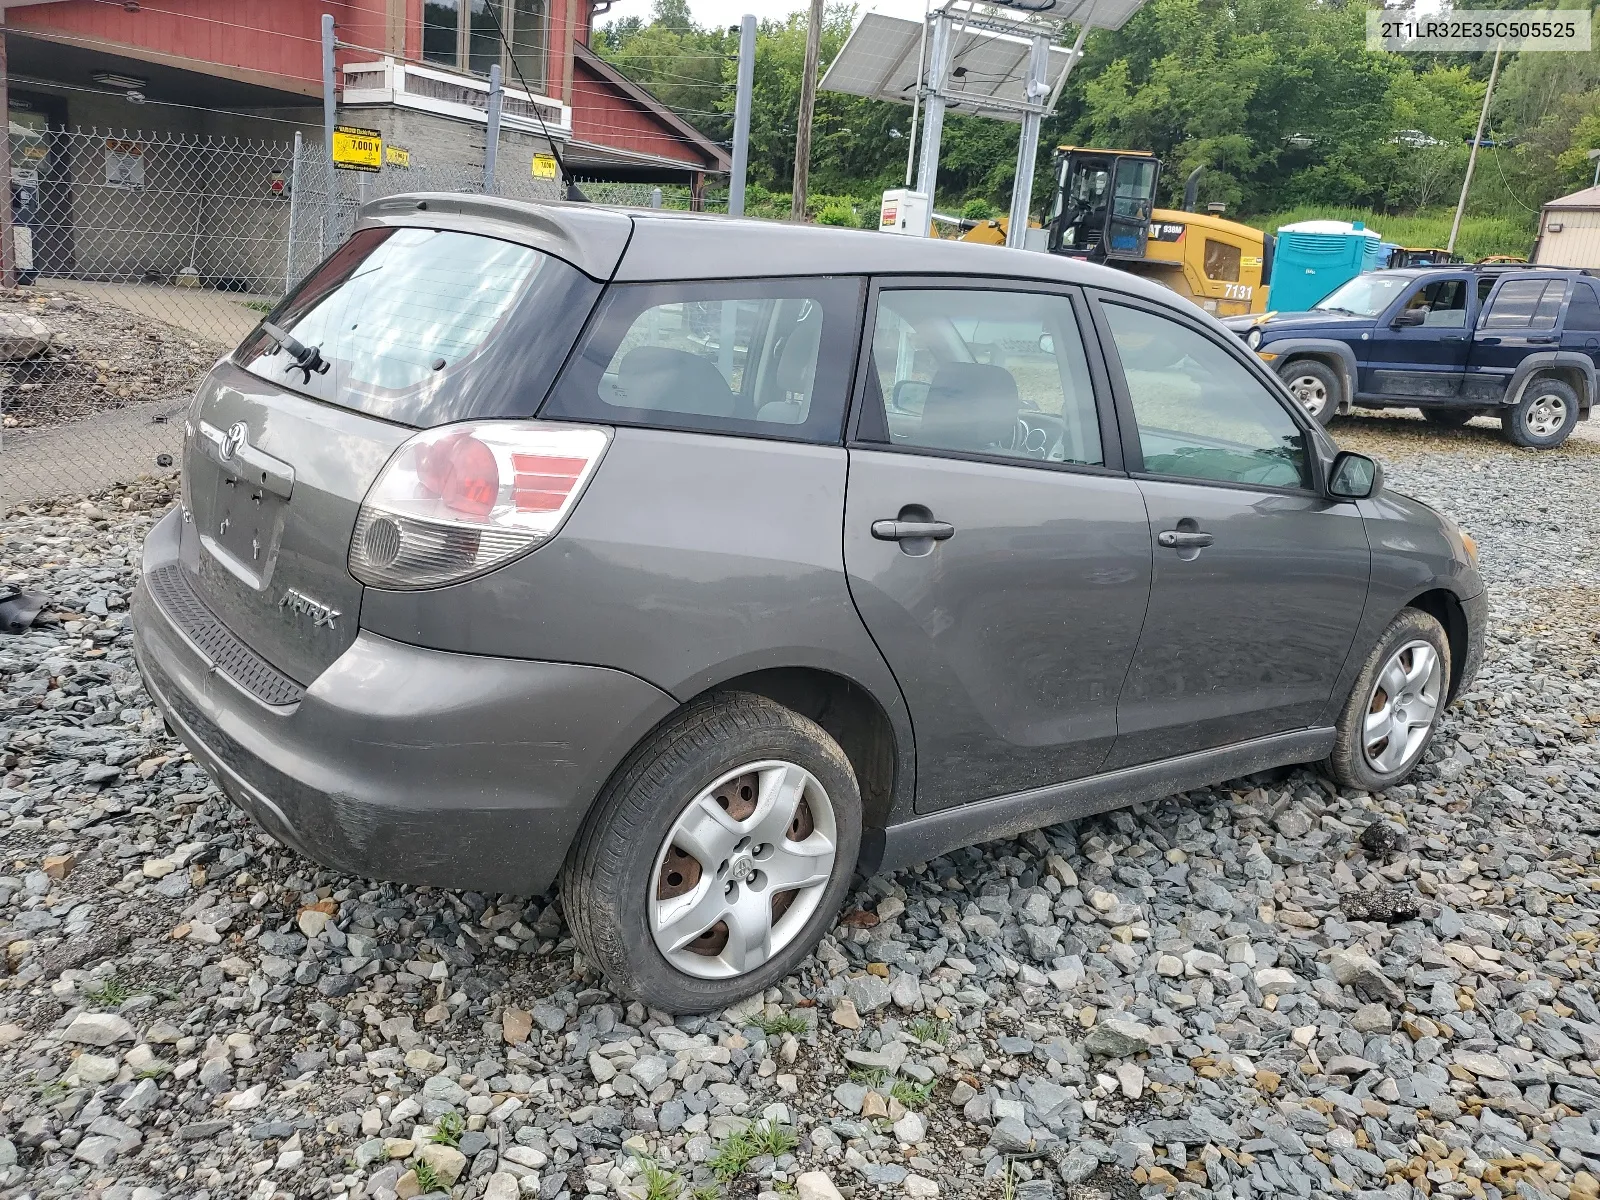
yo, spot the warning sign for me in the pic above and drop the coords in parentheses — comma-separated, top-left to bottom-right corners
(385, 144, 411, 169)
(332, 125, 383, 173)
(531, 153, 558, 181)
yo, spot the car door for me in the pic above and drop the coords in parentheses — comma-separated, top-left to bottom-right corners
(1087, 291, 1372, 769)
(1469, 276, 1570, 397)
(842, 281, 1152, 813)
(1363, 274, 1474, 399)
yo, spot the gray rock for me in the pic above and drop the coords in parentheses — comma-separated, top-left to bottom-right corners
(63, 1011, 135, 1046)
(845, 972, 893, 1014)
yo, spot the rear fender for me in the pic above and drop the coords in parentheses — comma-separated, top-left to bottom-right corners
(1504, 352, 1595, 414)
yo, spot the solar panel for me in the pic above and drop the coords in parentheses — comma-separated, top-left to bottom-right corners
(822, 1, 1146, 122)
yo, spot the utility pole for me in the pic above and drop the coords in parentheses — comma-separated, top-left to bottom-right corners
(791, 0, 824, 222)
(484, 62, 503, 192)
(729, 15, 756, 217)
(1449, 43, 1501, 255)
(321, 13, 337, 166)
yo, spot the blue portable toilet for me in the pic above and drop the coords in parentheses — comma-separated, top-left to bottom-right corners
(1268, 220, 1386, 312)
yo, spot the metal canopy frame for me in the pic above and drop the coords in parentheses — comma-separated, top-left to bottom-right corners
(823, 0, 1145, 246)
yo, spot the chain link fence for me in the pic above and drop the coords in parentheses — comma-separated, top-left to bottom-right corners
(0, 126, 659, 508)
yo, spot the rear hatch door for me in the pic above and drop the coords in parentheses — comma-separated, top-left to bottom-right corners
(178, 217, 611, 685)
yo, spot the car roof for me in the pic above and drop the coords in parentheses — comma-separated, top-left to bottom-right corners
(358, 192, 1183, 305)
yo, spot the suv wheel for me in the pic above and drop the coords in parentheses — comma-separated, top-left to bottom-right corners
(1280, 360, 1340, 426)
(1422, 408, 1475, 429)
(1326, 608, 1451, 792)
(562, 692, 862, 1013)
(1502, 378, 1579, 448)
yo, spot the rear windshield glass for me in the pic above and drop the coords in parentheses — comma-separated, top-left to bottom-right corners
(235, 226, 601, 427)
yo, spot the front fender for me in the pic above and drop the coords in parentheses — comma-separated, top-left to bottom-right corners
(1266, 338, 1361, 407)
(1505, 351, 1595, 412)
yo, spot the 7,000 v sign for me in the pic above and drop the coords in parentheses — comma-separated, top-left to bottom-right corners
(332, 126, 383, 173)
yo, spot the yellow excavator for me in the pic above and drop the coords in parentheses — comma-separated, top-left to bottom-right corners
(955, 148, 1273, 317)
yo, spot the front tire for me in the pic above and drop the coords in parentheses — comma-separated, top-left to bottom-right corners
(1280, 359, 1341, 427)
(561, 692, 862, 1014)
(1327, 608, 1451, 792)
(1502, 378, 1579, 448)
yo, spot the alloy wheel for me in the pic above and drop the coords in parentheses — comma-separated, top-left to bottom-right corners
(1288, 374, 1329, 417)
(649, 760, 837, 980)
(1362, 640, 1443, 775)
(1526, 393, 1568, 439)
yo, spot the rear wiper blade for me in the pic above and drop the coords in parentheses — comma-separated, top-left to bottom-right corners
(261, 321, 330, 385)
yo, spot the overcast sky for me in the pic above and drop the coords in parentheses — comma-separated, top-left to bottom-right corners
(597, 0, 931, 34)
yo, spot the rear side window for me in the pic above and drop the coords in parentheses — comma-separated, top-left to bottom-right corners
(1483, 279, 1568, 330)
(544, 278, 862, 443)
(1203, 239, 1241, 282)
(236, 226, 601, 427)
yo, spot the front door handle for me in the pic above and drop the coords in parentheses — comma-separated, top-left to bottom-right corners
(872, 519, 955, 542)
(1157, 530, 1215, 549)
(1441, 334, 1466, 344)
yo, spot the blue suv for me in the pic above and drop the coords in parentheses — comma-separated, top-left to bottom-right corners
(1224, 267, 1600, 448)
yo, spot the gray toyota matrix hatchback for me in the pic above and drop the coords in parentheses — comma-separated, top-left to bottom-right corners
(132, 194, 1486, 1012)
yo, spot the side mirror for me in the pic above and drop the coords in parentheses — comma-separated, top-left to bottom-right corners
(1329, 451, 1382, 500)
(1391, 309, 1426, 328)
(1038, 334, 1055, 354)
(891, 379, 930, 414)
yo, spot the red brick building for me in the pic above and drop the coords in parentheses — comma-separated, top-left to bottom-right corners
(0, 0, 728, 186)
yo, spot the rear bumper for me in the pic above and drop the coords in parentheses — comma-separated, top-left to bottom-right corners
(131, 509, 677, 896)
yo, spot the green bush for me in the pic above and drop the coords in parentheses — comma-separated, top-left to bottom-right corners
(816, 202, 859, 227)
(961, 198, 998, 221)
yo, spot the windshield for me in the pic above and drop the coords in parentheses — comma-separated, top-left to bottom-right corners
(1312, 275, 1410, 317)
(234, 226, 601, 427)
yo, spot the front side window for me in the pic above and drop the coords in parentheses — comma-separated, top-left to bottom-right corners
(543, 278, 861, 444)
(1403, 278, 1469, 327)
(236, 226, 599, 427)
(1102, 302, 1309, 489)
(864, 289, 1102, 466)
(1484, 279, 1568, 330)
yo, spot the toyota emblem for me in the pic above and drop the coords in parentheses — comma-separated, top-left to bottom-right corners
(219, 422, 248, 462)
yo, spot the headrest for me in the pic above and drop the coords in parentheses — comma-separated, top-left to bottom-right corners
(615, 346, 735, 417)
(919, 362, 1019, 452)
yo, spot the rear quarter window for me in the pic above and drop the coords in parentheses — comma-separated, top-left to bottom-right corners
(235, 226, 602, 427)
(542, 277, 864, 444)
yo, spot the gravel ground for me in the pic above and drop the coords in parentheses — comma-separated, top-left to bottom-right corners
(3, 417, 1600, 1200)
(0, 289, 225, 430)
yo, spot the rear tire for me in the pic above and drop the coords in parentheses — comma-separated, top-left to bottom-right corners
(1502, 378, 1579, 448)
(1421, 408, 1475, 429)
(1326, 608, 1451, 793)
(1279, 359, 1341, 427)
(561, 692, 862, 1014)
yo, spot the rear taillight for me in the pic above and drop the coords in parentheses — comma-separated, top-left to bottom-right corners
(349, 421, 610, 589)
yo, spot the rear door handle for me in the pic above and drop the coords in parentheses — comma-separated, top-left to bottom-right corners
(1157, 530, 1215, 549)
(1528, 334, 1558, 344)
(872, 519, 955, 541)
